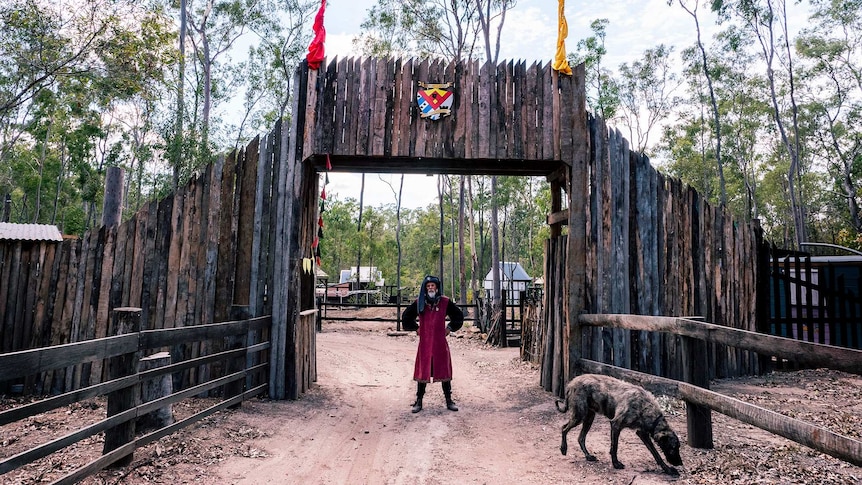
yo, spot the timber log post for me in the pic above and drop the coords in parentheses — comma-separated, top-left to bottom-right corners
(103, 307, 142, 466)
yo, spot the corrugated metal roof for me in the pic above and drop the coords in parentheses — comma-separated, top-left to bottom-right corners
(0, 223, 63, 241)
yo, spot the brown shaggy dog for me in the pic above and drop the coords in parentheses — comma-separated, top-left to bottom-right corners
(556, 374, 683, 475)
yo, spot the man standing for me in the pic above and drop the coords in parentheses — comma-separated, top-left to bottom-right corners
(401, 275, 464, 413)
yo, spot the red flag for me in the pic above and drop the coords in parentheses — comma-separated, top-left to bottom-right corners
(326, 153, 332, 170)
(321, 187, 327, 200)
(306, 0, 326, 69)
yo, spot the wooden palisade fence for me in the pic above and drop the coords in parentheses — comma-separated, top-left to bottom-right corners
(0, 307, 271, 482)
(537, 114, 763, 398)
(0, 122, 311, 398)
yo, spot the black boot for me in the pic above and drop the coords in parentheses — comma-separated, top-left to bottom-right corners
(412, 382, 426, 413)
(443, 381, 458, 411)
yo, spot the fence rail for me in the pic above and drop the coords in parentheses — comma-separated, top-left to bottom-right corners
(575, 313, 862, 467)
(0, 309, 271, 482)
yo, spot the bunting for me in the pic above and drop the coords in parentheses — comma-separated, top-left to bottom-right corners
(553, 0, 573, 75)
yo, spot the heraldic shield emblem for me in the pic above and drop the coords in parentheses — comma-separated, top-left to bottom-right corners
(417, 82, 454, 120)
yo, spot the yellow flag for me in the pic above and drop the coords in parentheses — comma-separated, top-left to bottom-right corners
(553, 0, 573, 75)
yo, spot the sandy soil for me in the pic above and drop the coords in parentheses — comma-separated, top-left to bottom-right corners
(196, 321, 679, 485)
(3, 317, 861, 485)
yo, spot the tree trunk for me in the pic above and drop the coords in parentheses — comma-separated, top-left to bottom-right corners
(458, 176, 467, 305)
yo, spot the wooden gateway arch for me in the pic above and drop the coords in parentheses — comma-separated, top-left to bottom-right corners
(271, 57, 591, 399)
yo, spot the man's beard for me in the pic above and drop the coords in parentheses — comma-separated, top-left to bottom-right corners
(426, 291, 437, 299)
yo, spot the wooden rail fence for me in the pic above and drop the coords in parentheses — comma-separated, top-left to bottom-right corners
(576, 313, 862, 467)
(0, 308, 271, 483)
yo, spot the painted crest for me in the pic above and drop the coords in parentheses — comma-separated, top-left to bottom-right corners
(417, 82, 454, 120)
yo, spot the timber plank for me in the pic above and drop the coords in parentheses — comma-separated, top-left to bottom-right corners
(470, 59, 481, 158)
(236, 137, 260, 306)
(356, 57, 373, 156)
(91, 225, 117, 384)
(317, 58, 337, 156)
(344, 58, 359, 157)
(525, 61, 537, 160)
(399, 59, 415, 157)
(477, 61, 491, 159)
(371, 57, 389, 156)
(140, 200, 160, 331)
(163, 189, 184, 330)
(541, 64, 554, 160)
(453, 60, 466, 158)
(331, 58, 347, 156)
(442, 60, 456, 158)
(391, 58, 405, 157)
(7, 244, 26, 352)
(129, 206, 148, 308)
(412, 59, 429, 157)
(491, 61, 512, 159)
(301, 66, 319, 161)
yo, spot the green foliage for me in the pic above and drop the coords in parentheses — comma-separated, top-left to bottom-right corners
(569, 19, 620, 120)
(317, 176, 549, 302)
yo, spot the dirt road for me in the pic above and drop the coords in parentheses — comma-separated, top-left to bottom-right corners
(205, 323, 680, 485)
(62, 319, 859, 485)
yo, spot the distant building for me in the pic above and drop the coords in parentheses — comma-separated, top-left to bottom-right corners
(339, 266, 384, 288)
(483, 261, 532, 303)
(0, 223, 63, 242)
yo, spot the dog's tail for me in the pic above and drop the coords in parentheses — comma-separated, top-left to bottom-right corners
(554, 397, 568, 413)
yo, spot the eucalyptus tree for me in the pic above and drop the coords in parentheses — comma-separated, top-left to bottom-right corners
(0, 0, 114, 217)
(661, 26, 774, 223)
(714, 0, 808, 247)
(354, 0, 482, 60)
(317, 196, 361, 281)
(475, 0, 515, 66)
(669, 0, 728, 207)
(616, 44, 681, 155)
(796, 0, 862, 235)
(569, 18, 620, 121)
(710, 26, 773, 220)
(233, 0, 318, 148)
(0, 0, 176, 229)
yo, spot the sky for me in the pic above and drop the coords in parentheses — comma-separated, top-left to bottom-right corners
(313, 0, 812, 209)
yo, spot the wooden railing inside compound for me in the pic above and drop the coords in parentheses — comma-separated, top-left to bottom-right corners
(0, 307, 271, 484)
(575, 314, 862, 467)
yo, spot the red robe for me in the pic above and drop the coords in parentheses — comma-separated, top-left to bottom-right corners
(403, 296, 462, 382)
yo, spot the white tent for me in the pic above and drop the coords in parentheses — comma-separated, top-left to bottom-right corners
(483, 262, 532, 303)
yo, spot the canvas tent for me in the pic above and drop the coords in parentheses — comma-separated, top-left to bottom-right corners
(483, 262, 532, 303)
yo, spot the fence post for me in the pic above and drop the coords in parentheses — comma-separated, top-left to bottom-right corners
(102, 167, 124, 228)
(226, 305, 250, 408)
(137, 351, 173, 432)
(103, 307, 142, 466)
(680, 318, 714, 449)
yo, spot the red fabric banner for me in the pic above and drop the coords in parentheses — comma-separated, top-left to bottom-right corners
(306, 0, 327, 69)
